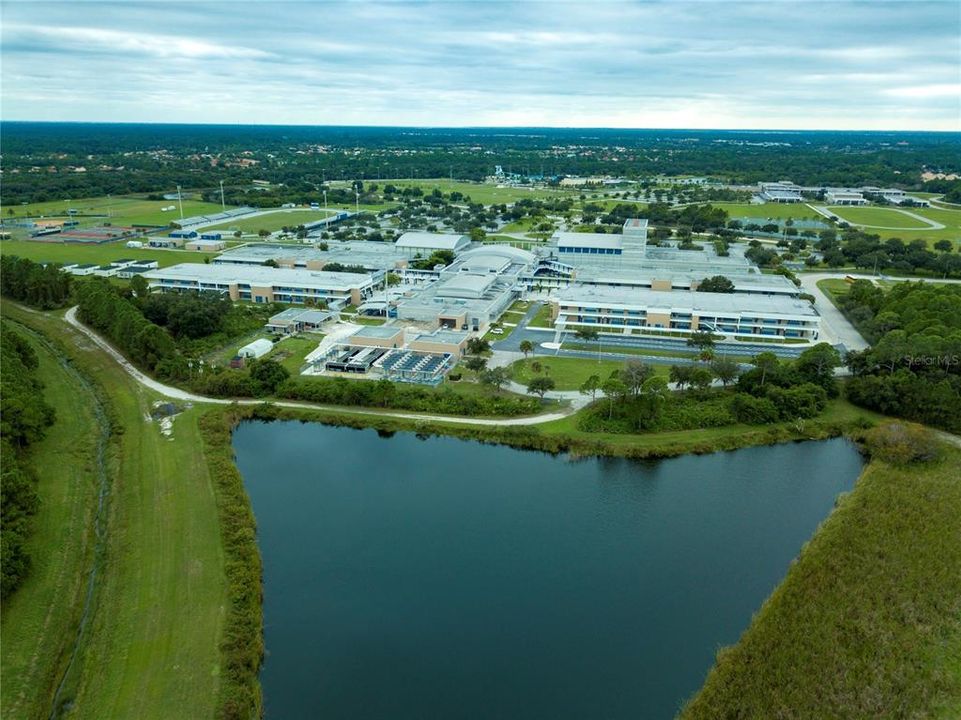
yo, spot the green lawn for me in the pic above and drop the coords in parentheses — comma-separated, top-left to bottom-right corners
(2, 305, 227, 720)
(0, 238, 217, 268)
(385, 179, 577, 205)
(0, 318, 103, 720)
(527, 304, 554, 328)
(681, 445, 961, 719)
(718, 202, 822, 221)
(202, 209, 335, 234)
(268, 335, 324, 374)
(6, 195, 234, 227)
(828, 206, 933, 229)
(510, 356, 669, 390)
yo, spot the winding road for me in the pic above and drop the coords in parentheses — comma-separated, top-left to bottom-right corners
(64, 307, 572, 427)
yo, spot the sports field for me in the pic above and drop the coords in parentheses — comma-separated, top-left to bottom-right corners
(6, 195, 234, 227)
(0, 238, 216, 268)
(717, 202, 822, 221)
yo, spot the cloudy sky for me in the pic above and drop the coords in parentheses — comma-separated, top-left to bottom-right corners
(2, 0, 959, 130)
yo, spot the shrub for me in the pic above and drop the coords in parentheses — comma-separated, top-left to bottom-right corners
(863, 422, 941, 465)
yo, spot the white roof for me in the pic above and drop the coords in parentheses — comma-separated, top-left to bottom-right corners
(239, 338, 274, 355)
(395, 232, 470, 252)
(143, 263, 375, 291)
(554, 286, 819, 319)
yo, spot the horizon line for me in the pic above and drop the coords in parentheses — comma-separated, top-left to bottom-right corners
(2, 119, 959, 135)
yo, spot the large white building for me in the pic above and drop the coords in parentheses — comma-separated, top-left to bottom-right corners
(394, 232, 471, 255)
(392, 245, 533, 331)
(142, 263, 380, 307)
(550, 286, 820, 342)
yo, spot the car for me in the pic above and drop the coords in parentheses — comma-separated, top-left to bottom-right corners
(490, 327, 504, 335)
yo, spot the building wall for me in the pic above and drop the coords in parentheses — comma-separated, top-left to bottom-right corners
(409, 339, 468, 356)
(351, 333, 403, 349)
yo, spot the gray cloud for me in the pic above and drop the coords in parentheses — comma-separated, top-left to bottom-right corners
(1, 0, 959, 129)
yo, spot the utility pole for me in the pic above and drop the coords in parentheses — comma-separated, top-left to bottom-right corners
(177, 185, 184, 220)
(219, 180, 226, 210)
(355, 190, 359, 213)
(323, 190, 328, 212)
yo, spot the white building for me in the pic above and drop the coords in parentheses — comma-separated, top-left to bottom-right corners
(758, 182, 803, 203)
(395, 232, 471, 255)
(825, 189, 868, 206)
(142, 263, 380, 307)
(550, 286, 820, 342)
(238, 338, 274, 359)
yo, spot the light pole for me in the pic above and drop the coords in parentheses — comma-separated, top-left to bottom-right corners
(219, 180, 226, 210)
(177, 185, 184, 220)
(323, 190, 328, 212)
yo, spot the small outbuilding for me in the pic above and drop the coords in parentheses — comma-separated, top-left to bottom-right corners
(238, 338, 274, 359)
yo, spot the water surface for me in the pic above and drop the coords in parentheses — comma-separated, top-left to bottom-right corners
(233, 423, 863, 719)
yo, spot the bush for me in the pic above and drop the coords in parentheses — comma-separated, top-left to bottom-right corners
(730, 394, 781, 425)
(863, 422, 941, 465)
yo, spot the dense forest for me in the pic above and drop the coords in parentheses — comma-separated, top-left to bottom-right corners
(2, 122, 958, 205)
(841, 282, 961, 431)
(1, 323, 57, 597)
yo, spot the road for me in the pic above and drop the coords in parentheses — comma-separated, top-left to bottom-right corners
(797, 273, 870, 352)
(64, 307, 571, 427)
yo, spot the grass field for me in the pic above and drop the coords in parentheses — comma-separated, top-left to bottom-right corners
(718, 202, 823, 221)
(828, 206, 933, 229)
(0, 318, 104, 720)
(0, 238, 215, 268)
(681, 445, 961, 719)
(510, 356, 668, 390)
(385, 179, 576, 205)
(1, 305, 227, 720)
(267, 335, 324, 374)
(202, 209, 335, 234)
(5, 195, 234, 227)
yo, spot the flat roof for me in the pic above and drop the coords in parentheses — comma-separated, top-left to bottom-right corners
(413, 329, 469, 344)
(143, 263, 376, 291)
(554, 286, 819, 318)
(350, 324, 404, 339)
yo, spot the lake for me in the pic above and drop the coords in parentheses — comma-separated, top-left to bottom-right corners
(232, 422, 864, 719)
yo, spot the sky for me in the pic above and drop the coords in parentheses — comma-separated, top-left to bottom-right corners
(1, 0, 959, 131)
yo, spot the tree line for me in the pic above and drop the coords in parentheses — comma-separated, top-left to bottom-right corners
(841, 281, 961, 431)
(1, 323, 57, 597)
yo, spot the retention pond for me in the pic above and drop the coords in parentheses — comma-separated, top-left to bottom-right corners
(233, 423, 864, 719)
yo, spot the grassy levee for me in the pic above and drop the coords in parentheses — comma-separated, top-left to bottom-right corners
(1, 304, 228, 720)
(0, 317, 103, 720)
(680, 446, 961, 719)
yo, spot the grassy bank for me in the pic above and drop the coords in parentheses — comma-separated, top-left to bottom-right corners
(0, 317, 105, 720)
(1, 304, 228, 719)
(681, 444, 961, 719)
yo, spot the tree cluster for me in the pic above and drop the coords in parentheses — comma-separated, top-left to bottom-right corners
(0, 256, 73, 309)
(1, 324, 56, 597)
(840, 281, 961, 431)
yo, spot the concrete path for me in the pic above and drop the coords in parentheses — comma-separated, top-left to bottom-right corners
(63, 307, 571, 427)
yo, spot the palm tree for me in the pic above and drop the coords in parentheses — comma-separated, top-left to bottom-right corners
(519, 340, 534, 358)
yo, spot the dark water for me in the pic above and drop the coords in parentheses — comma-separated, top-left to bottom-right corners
(232, 423, 863, 720)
